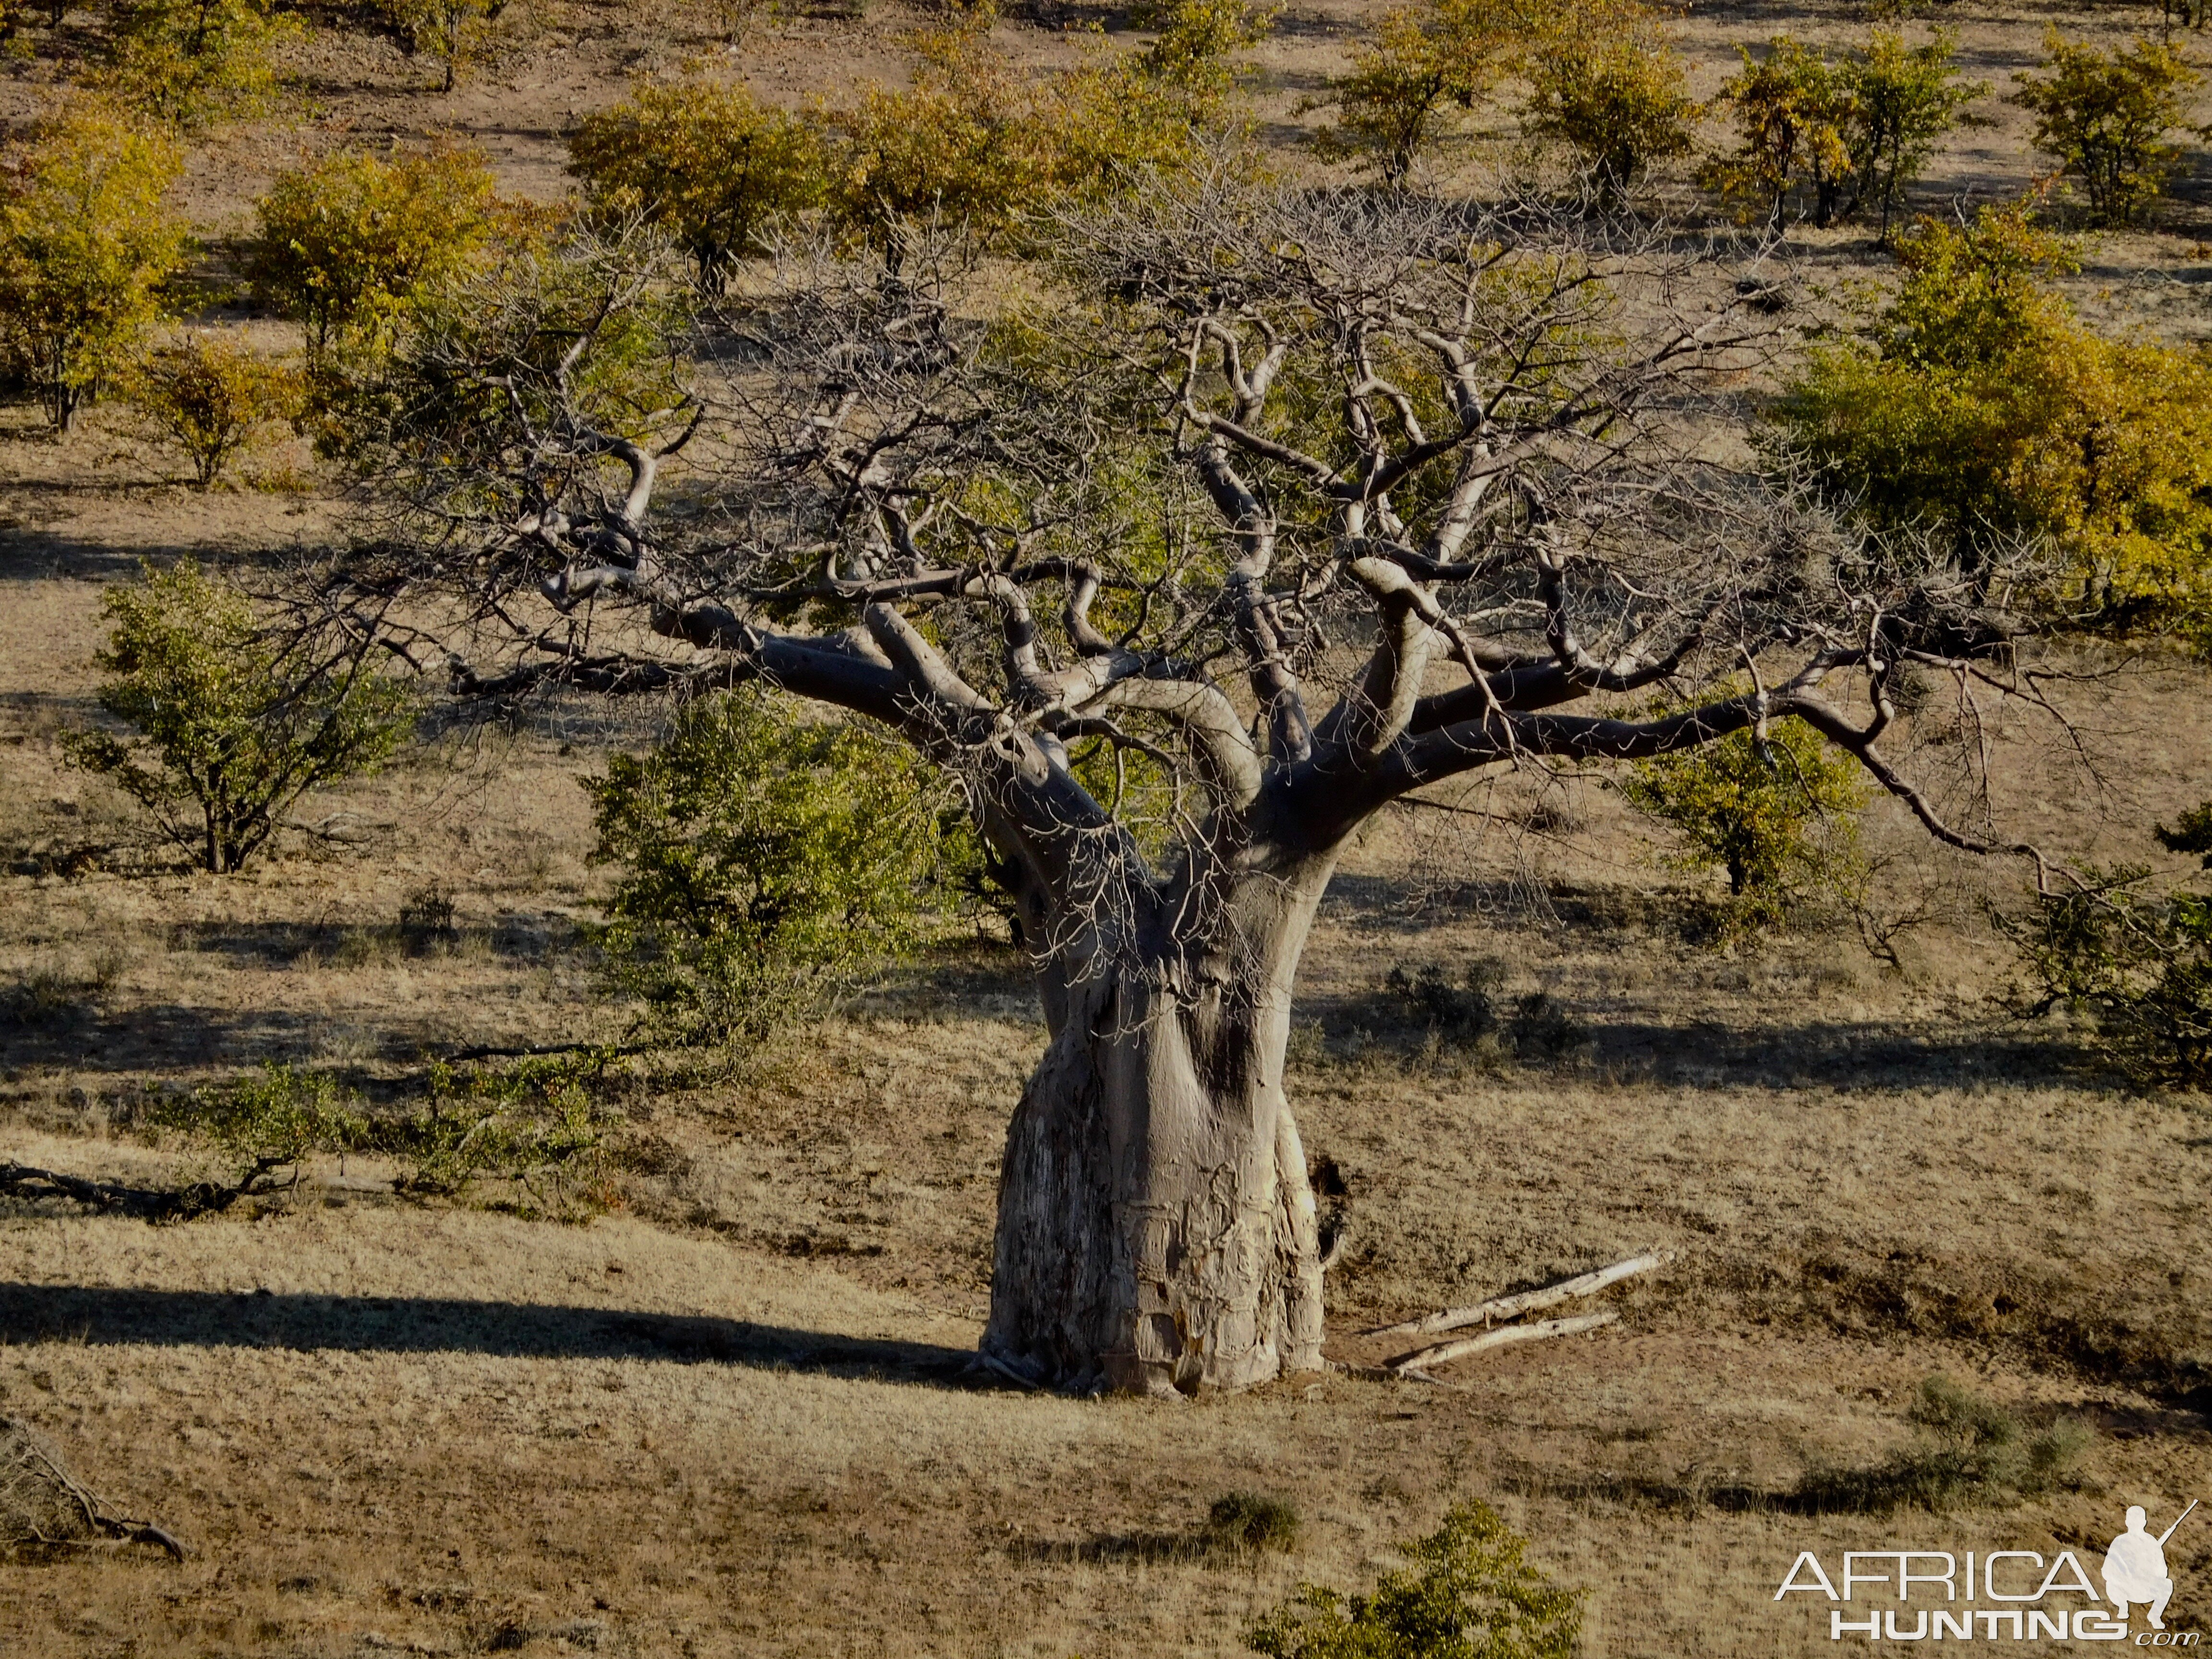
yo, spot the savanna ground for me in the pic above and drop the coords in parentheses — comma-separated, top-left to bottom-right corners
(5, 0, 2212, 1652)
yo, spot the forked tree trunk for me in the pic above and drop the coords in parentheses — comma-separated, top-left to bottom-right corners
(983, 858, 1333, 1396)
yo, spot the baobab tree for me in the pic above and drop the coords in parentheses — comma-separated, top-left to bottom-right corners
(350, 175, 2060, 1397)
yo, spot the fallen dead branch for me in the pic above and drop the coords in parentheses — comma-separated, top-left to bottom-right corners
(1, 1417, 187, 1562)
(1364, 1250, 1672, 1339)
(1391, 1310, 1619, 1380)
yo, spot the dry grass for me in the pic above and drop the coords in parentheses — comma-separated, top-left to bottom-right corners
(6, 0, 2212, 1652)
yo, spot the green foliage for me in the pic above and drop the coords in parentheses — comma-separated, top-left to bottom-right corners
(248, 146, 502, 357)
(1702, 29, 1979, 237)
(0, 106, 188, 429)
(1846, 27, 1983, 243)
(569, 76, 828, 293)
(830, 15, 1210, 259)
(584, 691, 947, 1050)
(398, 1054, 617, 1206)
(1206, 1492, 1301, 1554)
(99, 0, 302, 129)
(1249, 1501, 1581, 1659)
(62, 559, 414, 874)
(1701, 35, 1854, 226)
(2001, 839, 2212, 1085)
(2011, 30, 2200, 227)
(152, 1063, 366, 1190)
(385, 0, 505, 92)
(123, 330, 302, 486)
(1521, 1, 1696, 205)
(1621, 715, 1867, 934)
(1776, 201, 2212, 639)
(1790, 1375, 2092, 1515)
(1309, 0, 1539, 185)
(1135, 0, 1277, 106)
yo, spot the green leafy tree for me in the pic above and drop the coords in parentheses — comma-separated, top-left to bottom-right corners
(1249, 1502, 1582, 1659)
(583, 691, 945, 1050)
(1135, 0, 1277, 108)
(385, 0, 504, 92)
(1522, 0, 1696, 205)
(63, 559, 415, 873)
(1777, 200, 2212, 637)
(568, 76, 828, 293)
(0, 106, 187, 430)
(1621, 714, 1868, 932)
(1843, 27, 1983, 244)
(1309, 0, 1540, 186)
(124, 330, 302, 486)
(830, 15, 1206, 260)
(1702, 35, 1854, 226)
(247, 146, 501, 357)
(2011, 30, 2200, 227)
(100, 0, 303, 129)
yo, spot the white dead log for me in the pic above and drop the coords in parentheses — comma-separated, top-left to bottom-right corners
(1362, 1250, 1671, 1339)
(1389, 1309, 1618, 1377)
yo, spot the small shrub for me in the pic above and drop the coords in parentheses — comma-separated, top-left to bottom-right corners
(1701, 35, 1854, 226)
(1307, 0, 1533, 184)
(1789, 1375, 2091, 1515)
(99, 0, 302, 129)
(1843, 26, 1983, 243)
(0, 106, 188, 429)
(385, 0, 504, 92)
(1507, 992, 1586, 1062)
(585, 691, 947, 1051)
(1207, 1492, 1301, 1555)
(569, 77, 828, 293)
(1620, 715, 1867, 938)
(124, 332, 301, 487)
(1999, 835, 2212, 1085)
(63, 558, 416, 874)
(1385, 962, 1495, 1044)
(152, 1063, 366, 1191)
(1522, 1, 1695, 206)
(397, 879, 458, 951)
(2011, 31, 2199, 227)
(1135, 0, 1277, 108)
(248, 147, 501, 357)
(390, 1054, 616, 1207)
(1249, 1500, 1581, 1659)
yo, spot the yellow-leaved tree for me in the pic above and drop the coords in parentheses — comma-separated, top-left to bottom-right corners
(0, 105, 188, 430)
(1778, 199, 2212, 643)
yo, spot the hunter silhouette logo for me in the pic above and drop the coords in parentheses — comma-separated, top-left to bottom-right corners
(2106, 1502, 2197, 1633)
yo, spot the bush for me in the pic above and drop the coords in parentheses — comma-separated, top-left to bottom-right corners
(1701, 28, 1980, 237)
(1521, 1, 1695, 205)
(1385, 962, 1495, 1044)
(1790, 1375, 2091, 1515)
(584, 691, 947, 1050)
(1249, 1501, 1581, 1659)
(1776, 200, 2212, 639)
(1701, 36, 1854, 226)
(99, 0, 301, 129)
(1844, 27, 1983, 243)
(124, 331, 301, 486)
(1134, 0, 1277, 108)
(248, 147, 501, 357)
(396, 1055, 616, 1207)
(569, 77, 828, 293)
(1206, 1492, 1301, 1554)
(1621, 715, 1867, 935)
(1308, 0, 1535, 184)
(0, 106, 188, 429)
(385, 0, 504, 92)
(2000, 831, 2212, 1085)
(2011, 30, 2199, 227)
(152, 1063, 366, 1192)
(63, 559, 415, 873)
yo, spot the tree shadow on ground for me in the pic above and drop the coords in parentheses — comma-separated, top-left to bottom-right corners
(0, 1284, 995, 1389)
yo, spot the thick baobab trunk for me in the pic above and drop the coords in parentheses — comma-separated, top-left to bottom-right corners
(982, 863, 1332, 1396)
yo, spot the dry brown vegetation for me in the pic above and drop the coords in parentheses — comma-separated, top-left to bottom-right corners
(5, 0, 2212, 1653)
